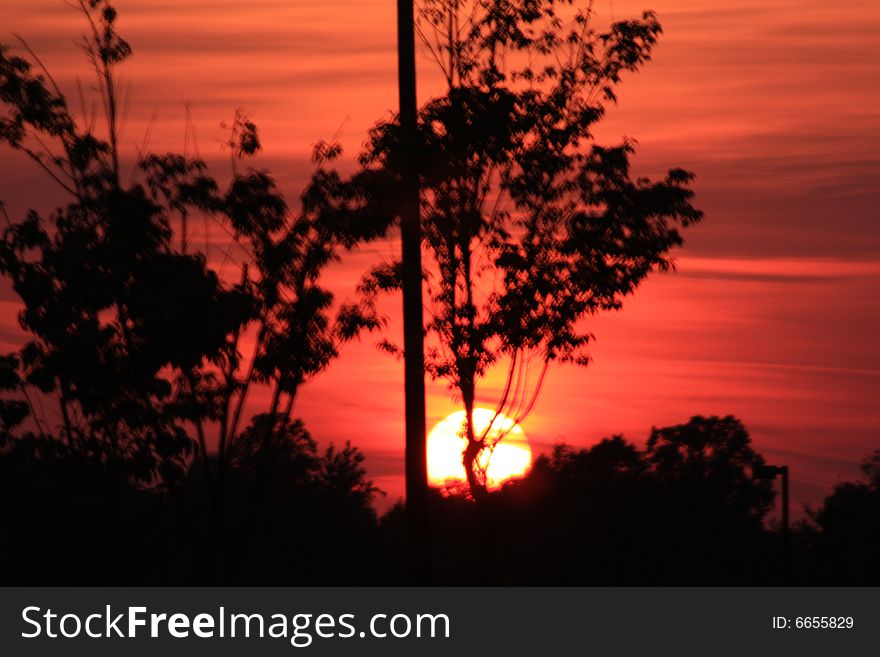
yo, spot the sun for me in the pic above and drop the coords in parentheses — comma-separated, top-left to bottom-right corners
(427, 408, 532, 490)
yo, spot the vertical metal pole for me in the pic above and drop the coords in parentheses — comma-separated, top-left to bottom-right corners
(781, 465, 790, 582)
(396, 0, 429, 582)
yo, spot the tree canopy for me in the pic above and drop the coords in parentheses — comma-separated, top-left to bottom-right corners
(0, 1, 384, 547)
(349, 1, 702, 496)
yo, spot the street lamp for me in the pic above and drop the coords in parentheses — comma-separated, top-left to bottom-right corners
(754, 463, 790, 581)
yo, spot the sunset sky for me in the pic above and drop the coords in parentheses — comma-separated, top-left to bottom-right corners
(1, 0, 878, 513)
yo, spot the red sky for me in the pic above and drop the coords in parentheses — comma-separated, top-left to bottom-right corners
(1, 0, 878, 513)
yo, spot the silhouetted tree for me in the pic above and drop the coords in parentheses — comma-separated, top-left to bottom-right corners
(353, 1, 702, 498)
(642, 415, 777, 582)
(0, 1, 386, 581)
(646, 415, 775, 523)
(0, 0, 382, 473)
(808, 449, 880, 584)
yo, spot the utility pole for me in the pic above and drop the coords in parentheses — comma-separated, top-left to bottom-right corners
(754, 463, 791, 582)
(780, 464, 790, 579)
(396, 0, 429, 583)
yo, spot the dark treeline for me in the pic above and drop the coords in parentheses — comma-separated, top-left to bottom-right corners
(1, 413, 879, 585)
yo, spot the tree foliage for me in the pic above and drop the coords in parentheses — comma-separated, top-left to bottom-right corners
(350, 1, 702, 496)
(807, 449, 880, 583)
(0, 1, 382, 498)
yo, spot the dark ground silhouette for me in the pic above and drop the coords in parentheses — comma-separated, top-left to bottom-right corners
(1, 413, 878, 585)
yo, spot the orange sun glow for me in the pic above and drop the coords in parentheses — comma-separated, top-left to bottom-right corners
(427, 408, 532, 490)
